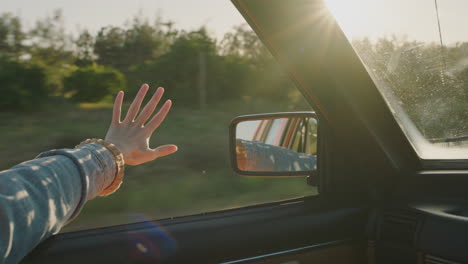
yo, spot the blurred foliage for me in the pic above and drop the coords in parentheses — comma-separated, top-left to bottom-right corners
(0, 11, 299, 110)
(64, 65, 126, 102)
(0, 58, 48, 110)
(0, 10, 467, 135)
(74, 30, 95, 67)
(0, 101, 314, 231)
(27, 10, 75, 95)
(0, 13, 24, 60)
(93, 16, 176, 73)
(127, 28, 221, 105)
(353, 37, 468, 139)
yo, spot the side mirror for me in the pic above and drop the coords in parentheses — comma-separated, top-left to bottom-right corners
(229, 112, 318, 176)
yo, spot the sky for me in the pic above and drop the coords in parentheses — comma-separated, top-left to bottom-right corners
(2, 0, 246, 38)
(326, 0, 468, 44)
(3, 0, 467, 43)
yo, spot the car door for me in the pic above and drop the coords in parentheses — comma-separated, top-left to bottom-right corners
(20, 0, 414, 263)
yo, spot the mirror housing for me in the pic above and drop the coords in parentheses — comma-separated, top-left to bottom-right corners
(229, 112, 318, 176)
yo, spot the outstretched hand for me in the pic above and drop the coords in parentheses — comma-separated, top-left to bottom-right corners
(105, 84, 178, 165)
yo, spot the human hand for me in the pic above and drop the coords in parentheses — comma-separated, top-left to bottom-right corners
(105, 84, 178, 166)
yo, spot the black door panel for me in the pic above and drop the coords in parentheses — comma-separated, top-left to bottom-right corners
(22, 198, 368, 264)
(223, 240, 366, 264)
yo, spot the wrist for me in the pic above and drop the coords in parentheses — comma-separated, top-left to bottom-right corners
(77, 139, 125, 196)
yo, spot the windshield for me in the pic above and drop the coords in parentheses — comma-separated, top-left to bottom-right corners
(325, 0, 468, 160)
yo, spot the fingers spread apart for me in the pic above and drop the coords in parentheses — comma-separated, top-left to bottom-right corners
(144, 99, 172, 133)
(124, 84, 149, 123)
(135, 87, 164, 126)
(119, 84, 171, 131)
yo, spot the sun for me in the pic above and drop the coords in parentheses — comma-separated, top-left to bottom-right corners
(323, 0, 384, 41)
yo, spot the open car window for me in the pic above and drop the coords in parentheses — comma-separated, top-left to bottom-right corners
(0, 2, 318, 232)
(325, 0, 468, 160)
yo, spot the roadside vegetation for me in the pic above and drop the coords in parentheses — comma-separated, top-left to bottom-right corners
(0, 10, 315, 231)
(0, 100, 314, 231)
(1, 10, 467, 230)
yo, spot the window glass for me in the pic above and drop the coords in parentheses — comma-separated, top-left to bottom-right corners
(291, 118, 316, 154)
(264, 119, 286, 145)
(326, 0, 468, 159)
(0, 1, 317, 232)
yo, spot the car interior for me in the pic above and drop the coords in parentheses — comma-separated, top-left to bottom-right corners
(20, 0, 468, 263)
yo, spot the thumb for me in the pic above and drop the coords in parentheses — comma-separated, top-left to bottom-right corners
(148, 144, 178, 160)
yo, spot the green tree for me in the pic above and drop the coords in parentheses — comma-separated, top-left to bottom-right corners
(74, 30, 95, 67)
(94, 16, 175, 73)
(28, 9, 75, 95)
(63, 65, 126, 102)
(0, 58, 48, 110)
(220, 24, 295, 101)
(128, 28, 222, 106)
(94, 26, 126, 70)
(220, 24, 267, 60)
(0, 13, 25, 60)
(352, 37, 468, 139)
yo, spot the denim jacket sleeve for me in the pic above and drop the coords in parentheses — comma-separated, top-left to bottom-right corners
(0, 143, 117, 264)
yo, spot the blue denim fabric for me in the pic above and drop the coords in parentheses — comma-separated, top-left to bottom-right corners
(239, 139, 317, 172)
(0, 144, 116, 264)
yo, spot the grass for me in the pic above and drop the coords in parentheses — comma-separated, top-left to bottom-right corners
(0, 98, 317, 232)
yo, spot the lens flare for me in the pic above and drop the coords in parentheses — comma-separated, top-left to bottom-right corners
(127, 214, 177, 260)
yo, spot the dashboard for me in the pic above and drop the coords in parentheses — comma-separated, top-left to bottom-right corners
(371, 171, 468, 264)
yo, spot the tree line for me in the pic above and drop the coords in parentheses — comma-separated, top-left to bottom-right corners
(352, 37, 468, 140)
(0, 10, 294, 110)
(0, 11, 467, 139)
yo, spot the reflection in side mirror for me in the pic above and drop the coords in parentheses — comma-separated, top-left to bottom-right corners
(230, 112, 317, 176)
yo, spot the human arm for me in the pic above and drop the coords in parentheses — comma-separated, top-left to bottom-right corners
(0, 84, 177, 264)
(0, 144, 116, 264)
(236, 139, 316, 172)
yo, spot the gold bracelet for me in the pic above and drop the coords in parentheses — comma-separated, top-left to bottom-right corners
(77, 138, 125, 196)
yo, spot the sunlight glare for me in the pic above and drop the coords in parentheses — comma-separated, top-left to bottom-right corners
(324, 0, 382, 40)
(323, 0, 462, 43)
